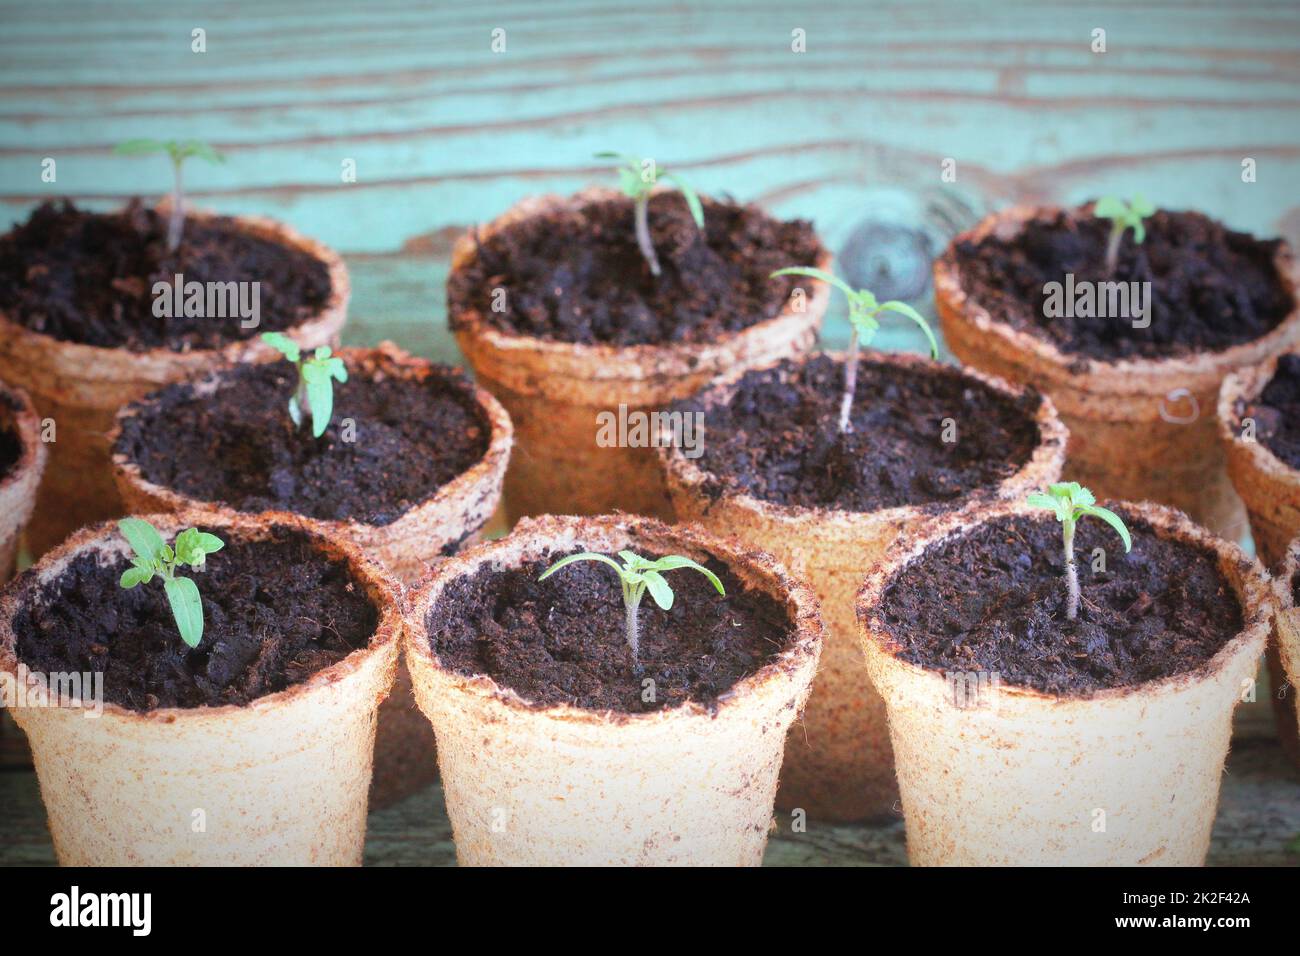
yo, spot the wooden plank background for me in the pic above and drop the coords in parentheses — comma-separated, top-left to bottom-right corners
(1, 0, 1298, 359)
(1, 0, 1298, 864)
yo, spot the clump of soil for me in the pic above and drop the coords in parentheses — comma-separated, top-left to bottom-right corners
(951, 205, 1293, 361)
(0, 200, 333, 352)
(0, 426, 19, 483)
(114, 358, 490, 525)
(12, 525, 379, 711)
(448, 192, 824, 346)
(877, 511, 1243, 695)
(1241, 353, 1300, 470)
(678, 353, 1043, 512)
(426, 550, 795, 712)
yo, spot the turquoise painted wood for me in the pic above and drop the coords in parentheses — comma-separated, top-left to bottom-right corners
(1, 0, 1298, 361)
(1, 0, 1299, 864)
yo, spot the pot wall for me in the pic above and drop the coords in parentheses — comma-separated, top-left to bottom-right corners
(450, 188, 830, 523)
(0, 207, 349, 557)
(661, 351, 1067, 821)
(857, 501, 1270, 866)
(935, 204, 1300, 542)
(404, 514, 823, 865)
(0, 511, 400, 866)
(109, 343, 514, 809)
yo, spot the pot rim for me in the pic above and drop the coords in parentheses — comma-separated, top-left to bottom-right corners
(0, 202, 351, 371)
(1218, 348, 1300, 488)
(447, 186, 833, 381)
(107, 341, 514, 540)
(658, 348, 1068, 526)
(0, 377, 47, 505)
(1276, 537, 1299, 615)
(403, 512, 824, 727)
(856, 497, 1272, 705)
(0, 507, 402, 725)
(933, 203, 1300, 392)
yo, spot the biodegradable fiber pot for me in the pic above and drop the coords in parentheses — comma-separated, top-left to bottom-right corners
(0, 510, 400, 866)
(0, 207, 349, 557)
(1218, 352, 1300, 764)
(108, 342, 513, 808)
(1218, 351, 1300, 566)
(403, 513, 823, 866)
(856, 500, 1269, 866)
(935, 205, 1300, 540)
(449, 187, 831, 521)
(109, 342, 512, 584)
(660, 351, 1067, 821)
(0, 379, 47, 580)
(1268, 541, 1300, 764)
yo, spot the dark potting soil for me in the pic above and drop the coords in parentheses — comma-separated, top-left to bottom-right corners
(11, 525, 379, 711)
(0, 426, 19, 483)
(0, 390, 21, 482)
(448, 192, 824, 346)
(114, 358, 490, 526)
(427, 552, 795, 712)
(0, 200, 333, 352)
(877, 512, 1243, 695)
(678, 353, 1044, 512)
(1242, 353, 1300, 471)
(951, 205, 1293, 361)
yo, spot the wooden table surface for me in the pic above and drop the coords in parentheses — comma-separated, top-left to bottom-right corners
(1, 0, 1298, 865)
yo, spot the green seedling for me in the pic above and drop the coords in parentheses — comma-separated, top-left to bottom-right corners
(261, 332, 348, 438)
(117, 518, 224, 648)
(113, 139, 225, 252)
(595, 151, 704, 278)
(1094, 194, 1155, 276)
(539, 549, 725, 660)
(1026, 482, 1132, 622)
(771, 267, 938, 433)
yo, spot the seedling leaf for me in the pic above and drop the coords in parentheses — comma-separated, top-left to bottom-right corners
(596, 151, 705, 275)
(115, 519, 222, 648)
(118, 518, 166, 564)
(643, 570, 674, 610)
(164, 576, 204, 648)
(771, 267, 940, 431)
(1078, 504, 1133, 553)
(1026, 483, 1132, 620)
(539, 548, 726, 659)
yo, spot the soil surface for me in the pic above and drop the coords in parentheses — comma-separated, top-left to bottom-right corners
(114, 358, 490, 525)
(448, 192, 824, 346)
(0, 200, 333, 352)
(877, 511, 1243, 695)
(11, 525, 379, 710)
(677, 353, 1043, 512)
(0, 427, 19, 483)
(951, 205, 1293, 361)
(1242, 353, 1300, 471)
(426, 550, 795, 712)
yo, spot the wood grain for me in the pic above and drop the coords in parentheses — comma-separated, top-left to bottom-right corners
(0, 0, 1297, 865)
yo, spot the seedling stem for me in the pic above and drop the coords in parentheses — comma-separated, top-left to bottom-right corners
(113, 139, 225, 252)
(595, 152, 705, 277)
(116, 518, 224, 647)
(539, 549, 725, 660)
(1094, 194, 1155, 277)
(260, 333, 348, 438)
(1026, 482, 1132, 621)
(770, 267, 938, 433)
